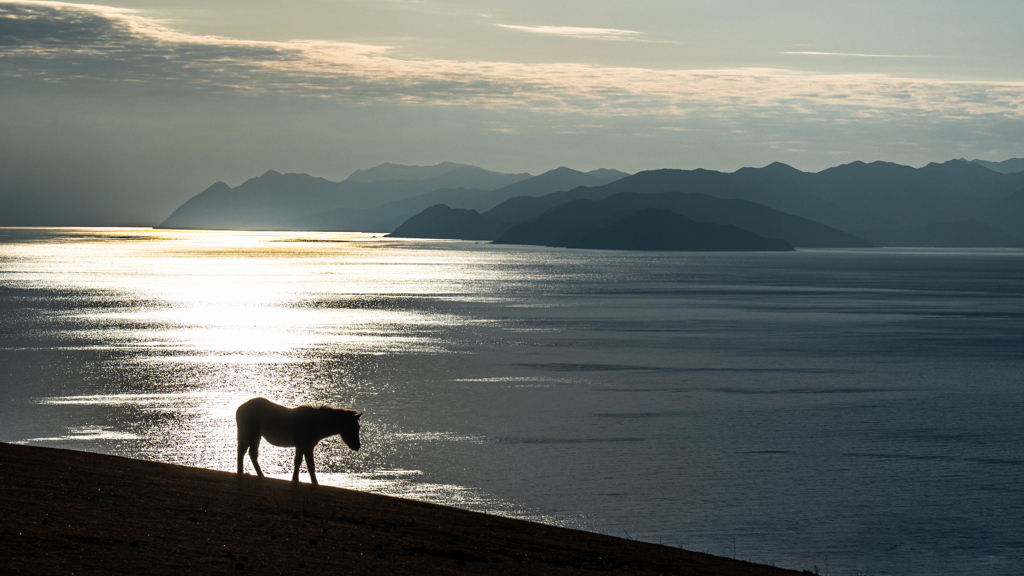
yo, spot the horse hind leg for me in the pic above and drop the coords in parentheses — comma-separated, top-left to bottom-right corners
(237, 436, 247, 475)
(236, 426, 251, 475)
(247, 435, 265, 478)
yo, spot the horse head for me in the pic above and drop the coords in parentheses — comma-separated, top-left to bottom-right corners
(337, 409, 362, 451)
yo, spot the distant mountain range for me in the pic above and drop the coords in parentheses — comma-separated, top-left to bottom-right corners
(294, 166, 629, 232)
(344, 161, 481, 182)
(160, 158, 1024, 250)
(966, 157, 1024, 174)
(489, 160, 1024, 245)
(390, 159, 1024, 249)
(158, 163, 626, 231)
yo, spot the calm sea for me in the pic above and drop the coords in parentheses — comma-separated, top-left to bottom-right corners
(1, 227, 1022, 575)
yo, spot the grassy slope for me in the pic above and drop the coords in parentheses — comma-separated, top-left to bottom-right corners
(0, 443, 803, 575)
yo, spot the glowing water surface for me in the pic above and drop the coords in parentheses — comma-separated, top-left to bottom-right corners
(2, 227, 1023, 576)
(0, 228, 537, 516)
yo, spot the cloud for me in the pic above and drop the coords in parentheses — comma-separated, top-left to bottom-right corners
(1, 1, 1023, 124)
(784, 51, 930, 59)
(494, 24, 647, 41)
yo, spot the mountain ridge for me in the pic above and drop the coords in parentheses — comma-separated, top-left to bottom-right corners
(966, 157, 1024, 174)
(160, 158, 1024, 248)
(158, 163, 534, 230)
(460, 159, 1024, 245)
(288, 167, 629, 232)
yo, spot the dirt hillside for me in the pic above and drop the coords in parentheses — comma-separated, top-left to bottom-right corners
(1, 443, 805, 575)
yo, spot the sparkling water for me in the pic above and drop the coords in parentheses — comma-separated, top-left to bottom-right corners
(1, 227, 1022, 575)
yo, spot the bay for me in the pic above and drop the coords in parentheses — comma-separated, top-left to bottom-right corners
(1, 227, 1022, 575)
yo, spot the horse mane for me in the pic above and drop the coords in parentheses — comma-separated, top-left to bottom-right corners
(296, 403, 358, 416)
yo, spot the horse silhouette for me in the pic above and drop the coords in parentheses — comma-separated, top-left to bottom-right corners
(236, 397, 361, 485)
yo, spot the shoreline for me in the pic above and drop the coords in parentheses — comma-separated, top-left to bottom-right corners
(1, 442, 803, 575)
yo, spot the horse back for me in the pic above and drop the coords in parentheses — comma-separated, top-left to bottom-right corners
(236, 397, 299, 447)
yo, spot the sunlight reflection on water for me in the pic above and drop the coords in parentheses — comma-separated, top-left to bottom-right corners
(4, 228, 548, 522)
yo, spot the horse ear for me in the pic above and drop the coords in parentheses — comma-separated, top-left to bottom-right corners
(355, 412, 362, 421)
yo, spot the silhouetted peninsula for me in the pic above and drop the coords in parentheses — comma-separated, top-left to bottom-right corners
(393, 191, 869, 250)
(388, 204, 494, 240)
(491, 191, 870, 249)
(502, 207, 794, 252)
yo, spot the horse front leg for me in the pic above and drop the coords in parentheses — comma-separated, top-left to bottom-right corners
(305, 448, 318, 486)
(292, 448, 304, 482)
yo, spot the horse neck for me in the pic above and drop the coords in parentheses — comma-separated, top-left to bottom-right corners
(307, 410, 341, 441)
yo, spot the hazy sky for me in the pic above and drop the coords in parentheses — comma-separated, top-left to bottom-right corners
(2, 0, 1023, 225)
